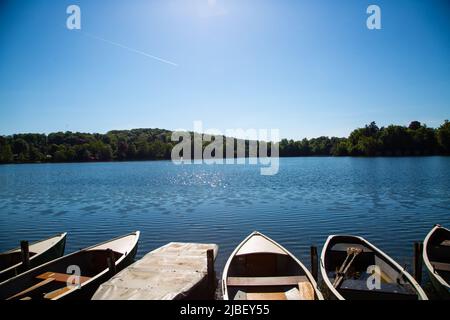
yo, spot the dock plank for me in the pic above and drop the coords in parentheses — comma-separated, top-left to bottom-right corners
(92, 242, 218, 300)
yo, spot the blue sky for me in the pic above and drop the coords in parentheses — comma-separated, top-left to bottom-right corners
(0, 0, 449, 139)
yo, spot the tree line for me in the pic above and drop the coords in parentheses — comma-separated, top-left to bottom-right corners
(0, 121, 449, 164)
(280, 120, 450, 157)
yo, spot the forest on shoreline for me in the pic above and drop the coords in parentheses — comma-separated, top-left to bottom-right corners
(0, 120, 449, 164)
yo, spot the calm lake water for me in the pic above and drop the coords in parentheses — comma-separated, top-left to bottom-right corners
(0, 157, 449, 278)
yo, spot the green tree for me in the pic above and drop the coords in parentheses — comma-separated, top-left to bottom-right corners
(408, 121, 422, 130)
(0, 144, 13, 163)
(117, 141, 129, 160)
(332, 140, 349, 156)
(54, 150, 67, 162)
(137, 141, 150, 159)
(378, 125, 412, 155)
(356, 136, 379, 156)
(437, 120, 450, 153)
(13, 138, 29, 156)
(29, 146, 44, 162)
(127, 143, 137, 159)
(150, 140, 166, 159)
(408, 125, 437, 155)
(99, 144, 113, 161)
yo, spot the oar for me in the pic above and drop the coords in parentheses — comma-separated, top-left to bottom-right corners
(333, 247, 362, 288)
(7, 278, 55, 300)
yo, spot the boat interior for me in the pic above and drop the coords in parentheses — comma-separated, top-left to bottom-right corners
(0, 251, 37, 271)
(427, 228, 450, 284)
(325, 236, 418, 300)
(0, 249, 122, 300)
(226, 252, 315, 300)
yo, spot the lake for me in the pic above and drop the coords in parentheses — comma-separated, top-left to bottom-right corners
(0, 157, 449, 278)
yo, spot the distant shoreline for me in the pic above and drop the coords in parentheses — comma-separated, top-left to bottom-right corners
(1, 155, 449, 167)
(1, 120, 449, 164)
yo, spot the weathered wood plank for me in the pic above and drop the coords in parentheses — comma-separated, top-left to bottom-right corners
(7, 278, 55, 300)
(92, 242, 218, 300)
(432, 261, 450, 272)
(440, 240, 450, 247)
(227, 276, 308, 287)
(37, 272, 91, 284)
(297, 281, 315, 300)
(246, 292, 287, 300)
(44, 286, 72, 300)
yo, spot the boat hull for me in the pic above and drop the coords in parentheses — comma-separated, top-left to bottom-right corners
(222, 231, 323, 300)
(0, 232, 139, 300)
(0, 234, 67, 283)
(60, 240, 138, 300)
(423, 225, 450, 300)
(320, 235, 427, 300)
(428, 270, 450, 299)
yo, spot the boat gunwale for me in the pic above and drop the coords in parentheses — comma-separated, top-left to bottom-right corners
(320, 234, 428, 300)
(423, 225, 450, 292)
(222, 231, 323, 300)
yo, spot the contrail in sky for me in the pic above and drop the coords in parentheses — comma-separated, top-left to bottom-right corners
(82, 32, 179, 67)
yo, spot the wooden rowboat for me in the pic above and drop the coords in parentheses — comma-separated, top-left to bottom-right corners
(0, 233, 67, 283)
(0, 231, 140, 300)
(320, 235, 428, 300)
(423, 225, 450, 299)
(222, 231, 323, 300)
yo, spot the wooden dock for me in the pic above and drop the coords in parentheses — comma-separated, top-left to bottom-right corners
(91, 242, 218, 300)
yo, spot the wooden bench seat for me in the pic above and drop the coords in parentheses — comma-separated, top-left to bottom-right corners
(246, 292, 287, 300)
(37, 272, 91, 284)
(44, 286, 73, 300)
(431, 261, 450, 272)
(233, 282, 315, 300)
(7, 272, 91, 300)
(227, 275, 308, 287)
(440, 240, 450, 247)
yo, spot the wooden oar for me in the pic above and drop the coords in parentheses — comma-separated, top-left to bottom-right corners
(333, 247, 362, 288)
(7, 278, 55, 300)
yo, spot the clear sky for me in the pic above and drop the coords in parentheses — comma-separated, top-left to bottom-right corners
(0, 0, 449, 139)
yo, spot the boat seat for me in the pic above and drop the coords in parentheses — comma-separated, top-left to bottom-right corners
(44, 286, 73, 300)
(246, 292, 287, 300)
(37, 271, 91, 284)
(297, 281, 315, 300)
(330, 244, 371, 253)
(7, 272, 91, 300)
(227, 275, 308, 287)
(440, 240, 450, 247)
(431, 261, 450, 272)
(232, 283, 314, 301)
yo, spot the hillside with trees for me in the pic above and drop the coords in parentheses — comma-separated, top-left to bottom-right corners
(0, 121, 449, 164)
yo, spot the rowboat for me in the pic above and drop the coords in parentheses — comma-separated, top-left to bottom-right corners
(222, 231, 323, 300)
(320, 235, 428, 300)
(423, 225, 450, 298)
(0, 231, 140, 300)
(0, 233, 67, 283)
